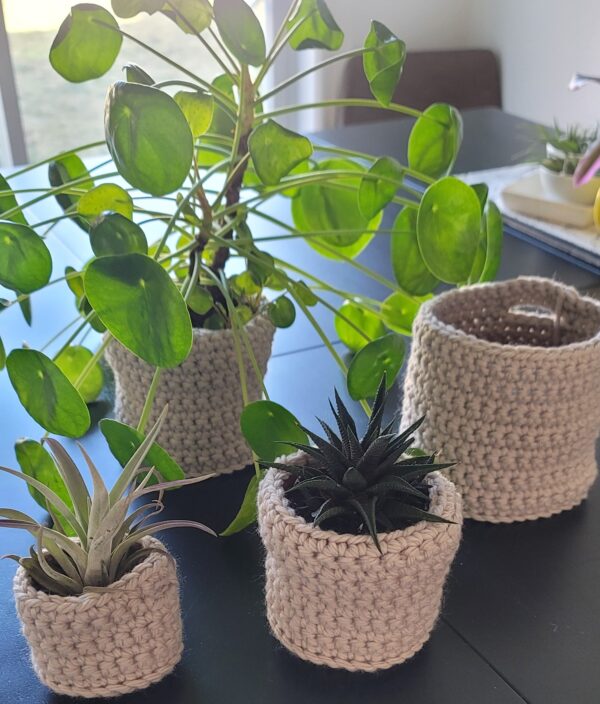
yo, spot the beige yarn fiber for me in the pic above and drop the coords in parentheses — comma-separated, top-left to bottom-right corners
(106, 313, 274, 477)
(257, 453, 462, 672)
(13, 537, 182, 698)
(402, 277, 600, 523)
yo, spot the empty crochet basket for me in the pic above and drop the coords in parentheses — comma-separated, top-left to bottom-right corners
(106, 313, 274, 477)
(257, 454, 462, 672)
(401, 277, 600, 523)
(13, 537, 182, 698)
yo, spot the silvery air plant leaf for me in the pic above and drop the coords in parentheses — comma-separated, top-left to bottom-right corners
(0, 405, 216, 596)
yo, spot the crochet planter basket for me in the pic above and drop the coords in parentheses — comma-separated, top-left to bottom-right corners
(257, 454, 462, 672)
(106, 313, 274, 477)
(13, 537, 182, 698)
(401, 277, 600, 523)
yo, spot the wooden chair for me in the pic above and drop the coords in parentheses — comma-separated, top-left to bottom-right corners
(341, 49, 501, 125)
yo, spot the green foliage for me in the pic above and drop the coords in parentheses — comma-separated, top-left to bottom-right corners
(99, 418, 185, 483)
(0, 174, 27, 224)
(241, 401, 308, 462)
(84, 253, 193, 368)
(6, 349, 90, 437)
(334, 300, 385, 352)
(124, 63, 154, 84)
(48, 154, 93, 230)
(347, 333, 405, 400)
(358, 156, 403, 219)
(266, 377, 454, 550)
(267, 295, 296, 328)
(220, 470, 265, 536)
(89, 212, 148, 257)
(0, 222, 52, 294)
(213, 0, 266, 66)
(50, 4, 123, 83)
(417, 177, 482, 284)
(537, 122, 599, 175)
(105, 82, 193, 196)
(163, 0, 213, 34)
(363, 21, 405, 106)
(381, 291, 429, 335)
(390, 208, 439, 295)
(174, 90, 214, 137)
(288, 0, 343, 51)
(0, 409, 214, 596)
(54, 345, 104, 404)
(249, 120, 313, 185)
(77, 184, 133, 220)
(408, 103, 463, 179)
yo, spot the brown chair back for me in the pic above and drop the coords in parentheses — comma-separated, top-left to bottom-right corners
(342, 49, 501, 125)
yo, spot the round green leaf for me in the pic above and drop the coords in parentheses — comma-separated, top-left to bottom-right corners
(249, 119, 313, 186)
(6, 349, 90, 437)
(472, 183, 489, 213)
(50, 4, 123, 83)
(268, 296, 296, 328)
(381, 291, 429, 335)
(390, 208, 439, 295)
(480, 201, 503, 282)
(335, 299, 385, 352)
(18, 298, 32, 326)
(358, 156, 402, 219)
(100, 419, 185, 483)
(0, 174, 27, 225)
(213, 0, 266, 66)
(0, 221, 52, 293)
(363, 21, 405, 106)
(105, 82, 193, 196)
(15, 439, 73, 513)
(84, 253, 193, 367)
(174, 90, 214, 138)
(240, 400, 308, 462)
(48, 154, 94, 230)
(111, 0, 163, 18)
(162, 0, 213, 33)
(124, 63, 154, 85)
(208, 74, 236, 138)
(77, 184, 133, 220)
(291, 280, 317, 307)
(408, 103, 463, 179)
(54, 345, 104, 404)
(89, 211, 148, 256)
(287, 0, 343, 51)
(187, 285, 213, 315)
(292, 158, 380, 260)
(417, 177, 482, 284)
(347, 333, 405, 401)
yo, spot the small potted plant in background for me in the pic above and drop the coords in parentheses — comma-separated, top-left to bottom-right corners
(1, 409, 215, 698)
(537, 122, 600, 204)
(256, 377, 462, 671)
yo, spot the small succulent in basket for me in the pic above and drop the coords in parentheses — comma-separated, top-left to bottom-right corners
(1, 406, 214, 596)
(266, 375, 455, 552)
(0, 406, 215, 697)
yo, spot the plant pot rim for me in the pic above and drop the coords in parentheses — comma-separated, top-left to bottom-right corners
(262, 452, 461, 555)
(14, 535, 171, 604)
(419, 277, 600, 356)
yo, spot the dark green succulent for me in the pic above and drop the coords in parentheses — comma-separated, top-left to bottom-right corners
(267, 376, 454, 552)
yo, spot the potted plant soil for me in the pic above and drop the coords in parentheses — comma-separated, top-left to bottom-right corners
(1, 409, 215, 698)
(402, 276, 600, 522)
(257, 378, 462, 671)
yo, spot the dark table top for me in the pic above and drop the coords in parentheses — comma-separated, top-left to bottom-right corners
(1, 107, 599, 704)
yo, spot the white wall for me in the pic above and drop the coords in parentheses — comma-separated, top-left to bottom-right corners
(468, 0, 600, 127)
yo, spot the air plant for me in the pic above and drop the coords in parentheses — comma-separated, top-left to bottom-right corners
(0, 406, 215, 596)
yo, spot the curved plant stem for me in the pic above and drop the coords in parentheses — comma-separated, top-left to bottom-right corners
(257, 98, 425, 123)
(52, 312, 95, 361)
(7, 142, 105, 179)
(40, 315, 84, 353)
(136, 368, 163, 434)
(254, 0, 302, 88)
(73, 335, 112, 392)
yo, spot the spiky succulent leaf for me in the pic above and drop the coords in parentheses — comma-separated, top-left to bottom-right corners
(274, 378, 452, 551)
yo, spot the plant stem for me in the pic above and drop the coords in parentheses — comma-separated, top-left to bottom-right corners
(73, 336, 112, 391)
(136, 368, 163, 434)
(7, 142, 105, 179)
(52, 312, 94, 361)
(254, 0, 301, 87)
(257, 98, 425, 123)
(257, 46, 376, 104)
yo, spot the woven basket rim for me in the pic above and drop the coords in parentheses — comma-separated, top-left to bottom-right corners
(421, 277, 600, 356)
(14, 535, 172, 605)
(262, 452, 460, 552)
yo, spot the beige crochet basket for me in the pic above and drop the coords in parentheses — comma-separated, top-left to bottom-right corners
(13, 537, 182, 698)
(257, 455, 462, 672)
(402, 277, 600, 523)
(106, 313, 274, 477)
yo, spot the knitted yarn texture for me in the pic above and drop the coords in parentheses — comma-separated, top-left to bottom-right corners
(257, 454, 462, 672)
(402, 277, 600, 523)
(13, 537, 182, 698)
(106, 313, 274, 477)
